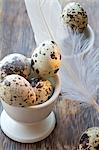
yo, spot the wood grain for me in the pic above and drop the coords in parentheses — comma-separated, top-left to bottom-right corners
(0, 0, 99, 150)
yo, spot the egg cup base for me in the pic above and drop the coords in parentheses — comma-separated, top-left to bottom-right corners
(0, 110, 56, 143)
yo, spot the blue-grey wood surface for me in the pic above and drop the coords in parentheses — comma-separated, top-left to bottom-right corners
(0, 0, 99, 150)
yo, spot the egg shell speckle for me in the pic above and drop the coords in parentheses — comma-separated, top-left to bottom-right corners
(31, 41, 61, 78)
(0, 53, 31, 80)
(0, 74, 36, 107)
(78, 127, 99, 150)
(62, 2, 88, 32)
(30, 77, 53, 105)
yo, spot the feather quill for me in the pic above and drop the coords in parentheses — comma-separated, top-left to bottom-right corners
(25, 0, 99, 112)
(24, 0, 67, 48)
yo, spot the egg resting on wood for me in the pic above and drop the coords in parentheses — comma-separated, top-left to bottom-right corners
(78, 127, 99, 150)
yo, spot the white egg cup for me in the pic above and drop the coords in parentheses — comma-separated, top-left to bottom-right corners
(0, 74, 61, 143)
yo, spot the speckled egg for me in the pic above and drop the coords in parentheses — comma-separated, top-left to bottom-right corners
(29, 77, 53, 104)
(0, 53, 31, 80)
(61, 2, 88, 32)
(78, 127, 99, 150)
(0, 74, 36, 107)
(31, 41, 61, 77)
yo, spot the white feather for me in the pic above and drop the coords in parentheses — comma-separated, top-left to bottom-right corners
(24, 0, 67, 48)
(61, 46, 99, 112)
(25, 0, 99, 112)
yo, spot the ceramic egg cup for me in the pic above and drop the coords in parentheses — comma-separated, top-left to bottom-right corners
(0, 74, 61, 143)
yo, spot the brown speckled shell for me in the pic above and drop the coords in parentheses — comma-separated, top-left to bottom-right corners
(78, 127, 99, 150)
(62, 2, 88, 33)
(31, 41, 61, 77)
(0, 53, 31, 80)
(0, 74, 36, 107)
(30, 77, 53, 105)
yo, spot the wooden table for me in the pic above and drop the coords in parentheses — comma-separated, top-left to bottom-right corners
(0, 0, 99, 149)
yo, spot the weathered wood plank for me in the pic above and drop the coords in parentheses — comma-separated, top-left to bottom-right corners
(0, 0, 36, 60)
